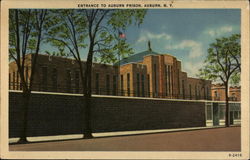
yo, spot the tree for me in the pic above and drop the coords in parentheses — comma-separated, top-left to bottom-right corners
(46, 9, 147, 138)
(9, 9, 49, 143)
(46, 9, 88, 94)
(198, 34, 241, 127)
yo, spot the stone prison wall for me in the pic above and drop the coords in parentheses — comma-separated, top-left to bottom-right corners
(9, 91, 206, 138)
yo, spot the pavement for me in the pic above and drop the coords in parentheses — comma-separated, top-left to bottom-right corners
(9, 126, 240, 151)
(9, 125, 224, 143)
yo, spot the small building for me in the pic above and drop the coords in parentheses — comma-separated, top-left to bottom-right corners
(211, 84, 241, 101)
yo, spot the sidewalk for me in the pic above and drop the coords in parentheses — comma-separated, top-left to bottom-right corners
(10, 125, 238, 144)
(10, 126, 241, 151)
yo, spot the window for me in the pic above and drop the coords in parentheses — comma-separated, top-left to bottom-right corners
(9, 73, 11, 89)
(137, 73, 140, 97)
(127, 73, 130, 96)
(171, 66, 174, 96)
(219, 105, 226, 119)
(165, 65, 168, 96)
(182, 80, 185, 99)
(177, 69, 180, 95)
(195, 85, 197, 99)
(154, 64, 157, 96)
(204, 86, 206, 100)
(106, 74, 110, 95)
(66, 69, 71, 93)
(25, 66, 29, 82)
(52, 68, 58, 91)
(113, 75, 117, 95)
(206, 105, 212, 120)
(231, 93, 236, 101)
(198, 86, 200, 99)
(16, 71, 19, 90)
(215, 91, 218, 97)
(141, 74, 145, 97)
(42, 67, 48, 91)
(19, 72, 22, 90)
(234, 111, 240, 119)
(206, 87, 209, 99)
(120, 75, 124, 95)
(13, 72, 15, 90)
(95, 73, 99, 94)
(189, 84, 192, 99)
(75, 71, 80, 93)
(20, 82, 22, 89)
(168, 65, 171, 95)
(147, 74, 150, 97)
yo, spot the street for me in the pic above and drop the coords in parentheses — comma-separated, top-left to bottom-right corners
(9, 126, 240, 151)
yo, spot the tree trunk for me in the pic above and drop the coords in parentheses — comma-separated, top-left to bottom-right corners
(83, 94, 93, 139)
(82, 66, 93, 139)
(82, 45, 94, 139)
(225, 82, 230, 127)
(17, 89, 31, 143)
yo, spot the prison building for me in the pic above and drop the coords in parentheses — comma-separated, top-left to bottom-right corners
(9, 44, 212, 100)
(9, 53, 118, 95)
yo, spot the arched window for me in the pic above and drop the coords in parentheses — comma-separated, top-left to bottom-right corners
(215, 91, 218, 97)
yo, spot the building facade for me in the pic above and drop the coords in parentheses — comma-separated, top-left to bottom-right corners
(211, 84, 241, 101)
(9, 45, 212, 100)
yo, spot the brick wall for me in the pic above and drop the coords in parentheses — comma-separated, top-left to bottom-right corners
(9, 91, 206, 138)
(187, 78, 211, 100)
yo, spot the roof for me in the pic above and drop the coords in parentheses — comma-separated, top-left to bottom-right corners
(117, 50, 159, 66)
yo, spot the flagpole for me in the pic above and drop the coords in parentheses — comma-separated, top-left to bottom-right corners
(118, 31, 125, 96)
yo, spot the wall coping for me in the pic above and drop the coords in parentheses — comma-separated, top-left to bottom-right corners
(9, 90, 241, 104)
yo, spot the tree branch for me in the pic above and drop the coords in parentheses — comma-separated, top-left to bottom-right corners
(59, 14, 75, 48)
(53, 38, 79, 61)
(14, 10, 21, 70)
(9, 51, 18, 62)
(228, 48, 241, 71)
(94, 38, 109, 46)
(214, 45, 226, 76)
(67, 14, 80, 58)
(219, 75, 226, 84)
(229, 65, 240, 78)
(21, 10, 32, 72)
(29, 9, 47, 90)
(93, 10, 110, 41)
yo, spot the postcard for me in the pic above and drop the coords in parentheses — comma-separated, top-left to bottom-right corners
(1, 0, 249, 159)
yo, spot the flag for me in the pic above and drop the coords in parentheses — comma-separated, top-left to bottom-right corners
(119, 31, 126, 39)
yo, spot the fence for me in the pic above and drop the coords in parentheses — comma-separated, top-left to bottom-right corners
(10, 82, 215, 100)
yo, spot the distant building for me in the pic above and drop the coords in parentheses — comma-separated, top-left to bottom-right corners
(9, 42, 212, 100)
(211, 83, 241, 101)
